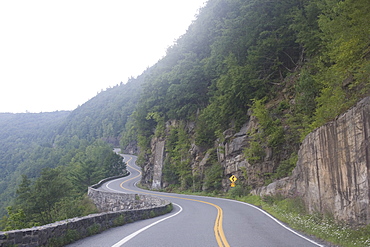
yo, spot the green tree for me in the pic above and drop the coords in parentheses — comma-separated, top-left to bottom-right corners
(311, 0, 370, 128)
(203, 163, 223, 192)
(103, 151, 126, 177)
(31, 168, 73, 225)
(290, 0, 322, 57)
(163, 124, 192, 189)
(15, 175, 32, 206)
(69, 159, 104, 193)
(2, 206, 28, 231)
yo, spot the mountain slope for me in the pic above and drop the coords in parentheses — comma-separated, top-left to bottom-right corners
(57, 74, 145, 145)
(131, 0, 370, 195)
(0, 76, 144, 224)
(0, 111, 70, 217)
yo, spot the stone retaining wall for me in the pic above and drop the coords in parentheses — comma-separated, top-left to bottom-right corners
(0, 205, 172, 247)
(88, 187, 168, 212)
(0, 175, 172, 247)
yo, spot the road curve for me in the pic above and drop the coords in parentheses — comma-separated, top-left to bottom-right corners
(68, 153, 326, 247)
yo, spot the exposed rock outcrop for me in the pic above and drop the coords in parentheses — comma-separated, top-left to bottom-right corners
(255, 97, 370, 226)
(217, 115, 278, 189)
(144, 112, 283, 191)
(150, 137, 166, 189)
(122, 140, 139, 155)
(142, 97, 370, 226)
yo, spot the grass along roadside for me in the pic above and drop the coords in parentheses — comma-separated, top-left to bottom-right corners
(239, 194, 370, 247)
(156, 185, 370, 247)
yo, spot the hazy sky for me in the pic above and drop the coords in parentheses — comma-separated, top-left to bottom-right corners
(0, 0, 206, 113)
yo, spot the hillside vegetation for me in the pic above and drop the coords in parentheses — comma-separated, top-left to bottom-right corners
(129, 0, 370, 190)
(0, 112, 69, 218)
(0, 80, 142, 230)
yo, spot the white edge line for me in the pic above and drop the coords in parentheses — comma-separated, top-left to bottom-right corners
(111, 203, 183, 247)
(216, 197, 324, 247)
(105, 179, 127, 194)
(121, 154, 322, 246)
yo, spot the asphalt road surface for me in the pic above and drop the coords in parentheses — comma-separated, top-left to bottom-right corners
(67, 153, 326, 247)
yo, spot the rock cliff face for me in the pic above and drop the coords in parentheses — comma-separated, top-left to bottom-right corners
(150, 137, 166, 189)
(255, 97, 370, 226)
(143, 112, 283, 191)
(122, 140, 139, 155)
(142, 97, 370, 226)
(217, 113, 282, 189)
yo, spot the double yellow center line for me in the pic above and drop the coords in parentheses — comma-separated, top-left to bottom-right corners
(120, 156, 230, 247)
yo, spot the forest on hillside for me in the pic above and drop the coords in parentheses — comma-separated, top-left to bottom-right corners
(1, 0, 369, 231)
(128, 0, 370, 190)
(0, 81, 140, 230)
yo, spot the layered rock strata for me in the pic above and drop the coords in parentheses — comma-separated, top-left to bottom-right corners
(255, 97, 370, 226)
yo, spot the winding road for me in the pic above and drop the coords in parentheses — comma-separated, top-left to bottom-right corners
(67, 153, 326, 247)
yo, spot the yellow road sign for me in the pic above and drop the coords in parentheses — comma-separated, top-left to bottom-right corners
(229, 175, 237, 183)
(230, 182, 235, 187)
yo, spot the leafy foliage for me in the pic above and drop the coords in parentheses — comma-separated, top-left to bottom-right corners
(59, 77, 144, 144)
(133, 0, 370, 192)
(0, 80, 135, 229)
(1, 138, 125, 229)
(203, 163, 223, 192)
(293, 0, 370, 129)
(244, 99, 285, 165)
(163, 123, 192, 189)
